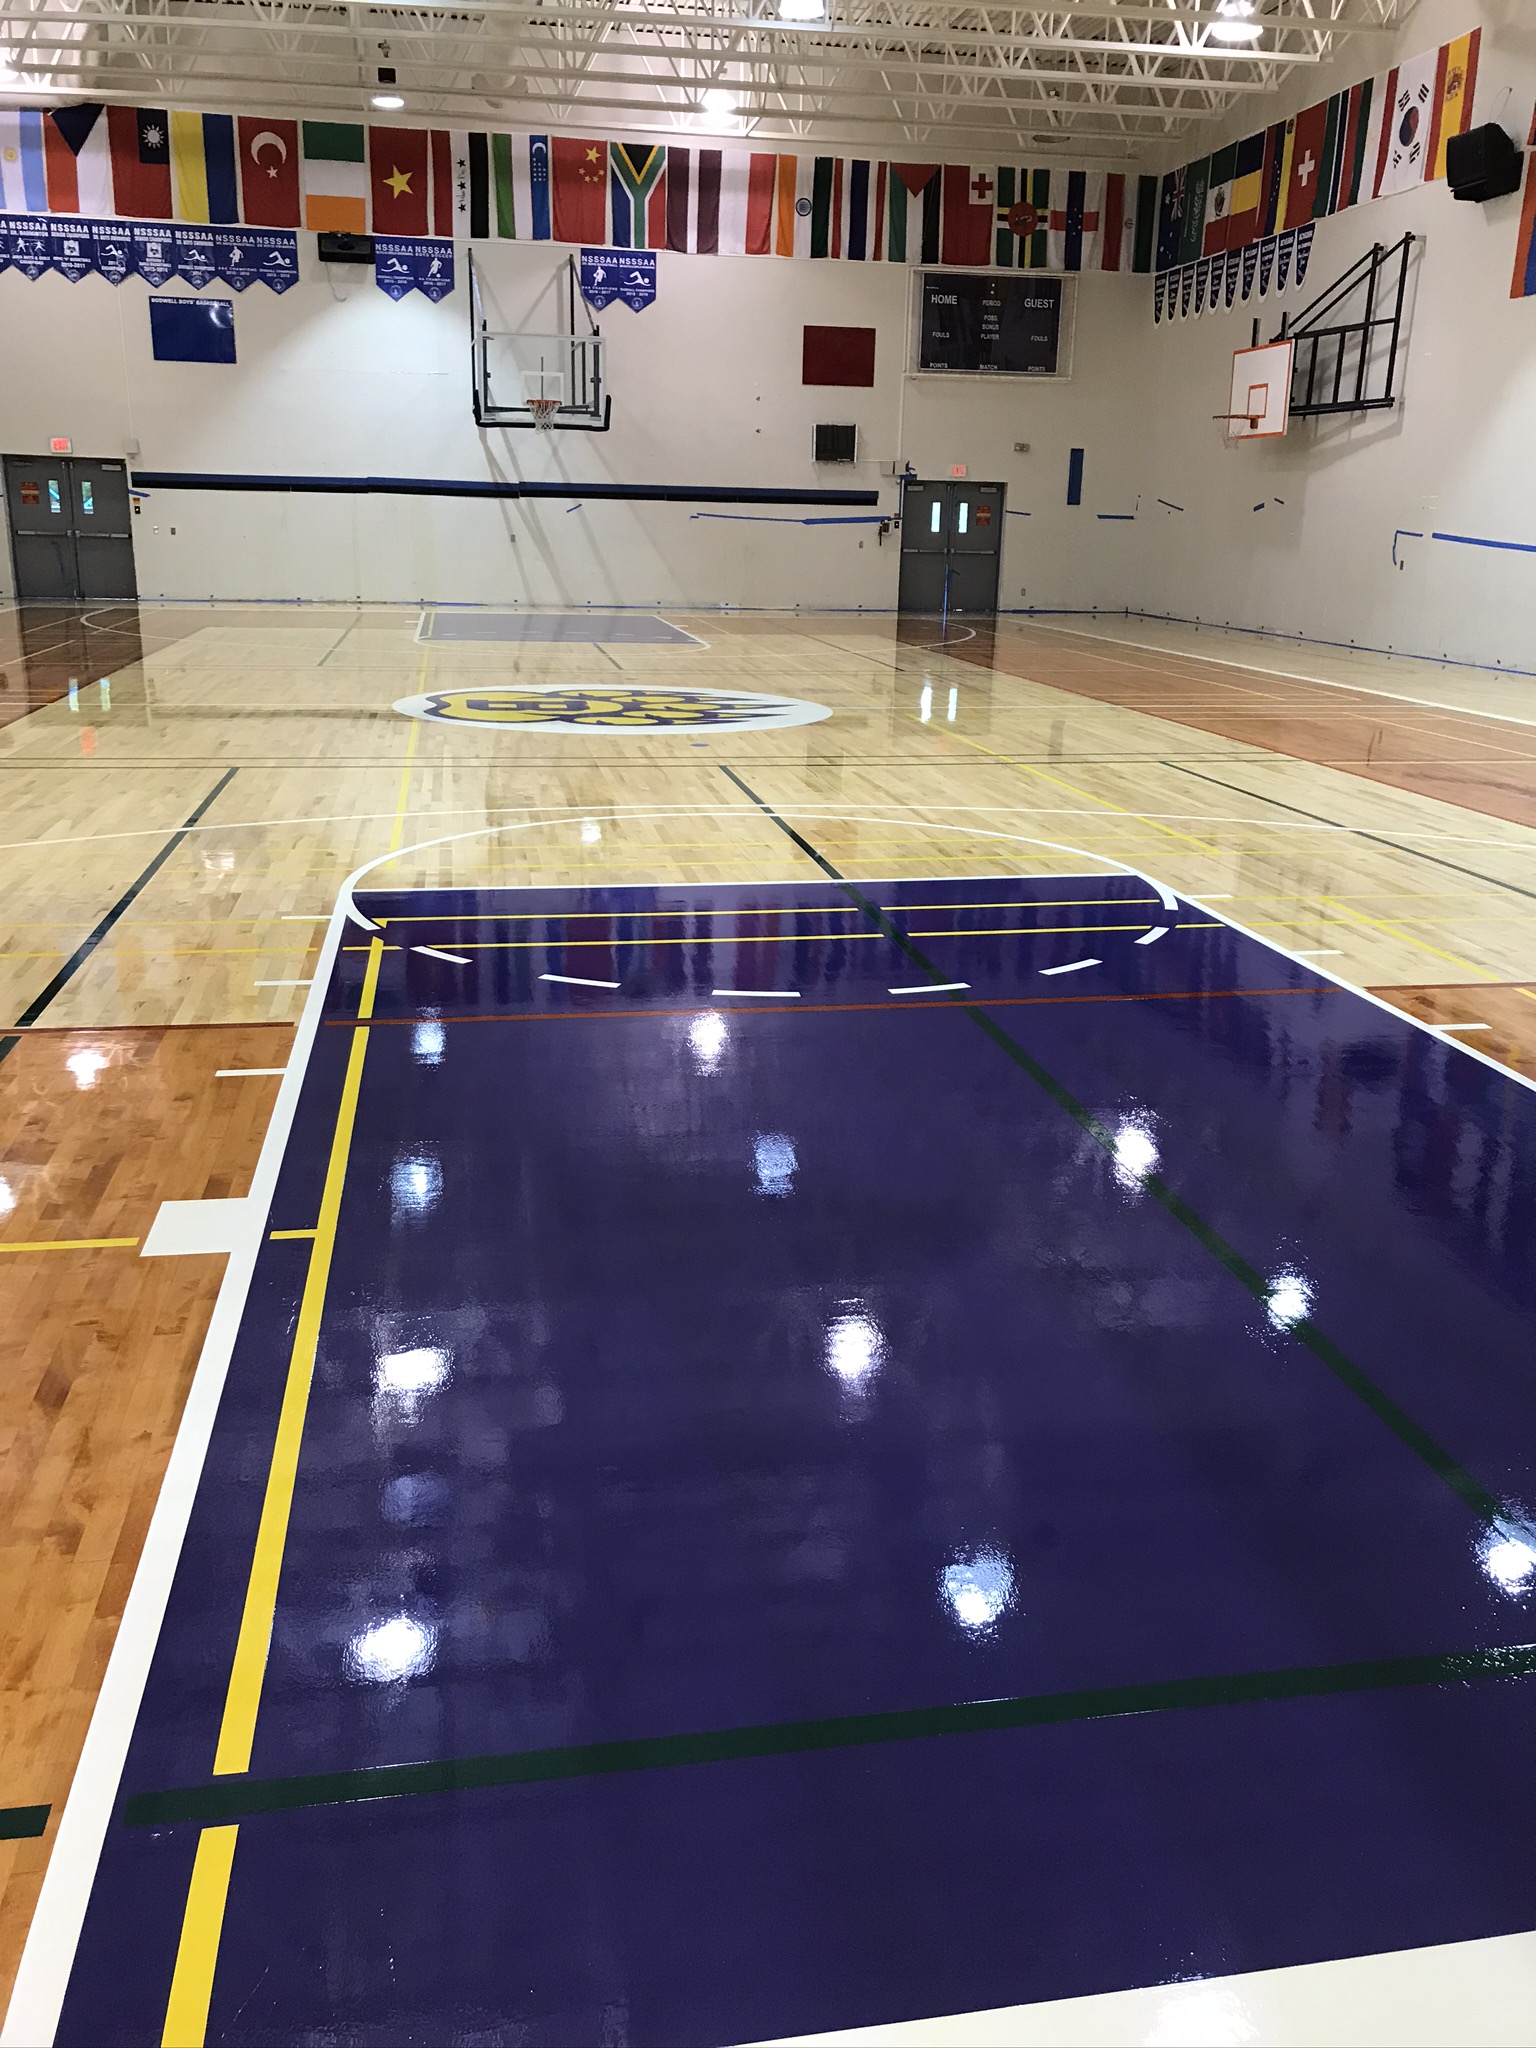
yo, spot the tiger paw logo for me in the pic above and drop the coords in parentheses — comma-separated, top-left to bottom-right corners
(393, 686, 832, 733)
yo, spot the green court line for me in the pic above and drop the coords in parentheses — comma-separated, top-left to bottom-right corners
(0, 1804, 50, 1841)
(121, 1642, 1536, 1829)
(717, 765, 1510, 1532)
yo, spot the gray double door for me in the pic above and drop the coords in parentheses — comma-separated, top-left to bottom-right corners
(3, 454, 137, 601)
(897, 478, 1004, 615)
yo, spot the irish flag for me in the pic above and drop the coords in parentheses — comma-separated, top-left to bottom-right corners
(302, 122, 367, 232)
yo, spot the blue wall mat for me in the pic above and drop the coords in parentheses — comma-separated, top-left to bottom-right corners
(1067, 448, 1085, 506)
(149, 296, 236, 364)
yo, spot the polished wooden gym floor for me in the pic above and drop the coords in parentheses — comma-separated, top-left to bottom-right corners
(3, 598, 1536, 2020)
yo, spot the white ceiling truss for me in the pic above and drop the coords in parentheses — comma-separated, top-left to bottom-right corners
(0, 0, 1414, 159)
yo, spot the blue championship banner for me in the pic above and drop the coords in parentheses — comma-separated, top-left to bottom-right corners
(0, 216, 298, 290)
(374, 237, 455, 302)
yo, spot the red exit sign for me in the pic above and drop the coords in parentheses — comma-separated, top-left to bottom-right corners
(50, 437, 72, 454)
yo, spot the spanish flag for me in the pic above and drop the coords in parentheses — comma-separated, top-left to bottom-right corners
(1427, 28, 1481, 183)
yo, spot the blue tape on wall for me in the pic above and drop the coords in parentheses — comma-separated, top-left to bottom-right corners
(1067, 449, 1085, 506)
(1432, 530, 1536, 555)
(128, 472, 881, 507)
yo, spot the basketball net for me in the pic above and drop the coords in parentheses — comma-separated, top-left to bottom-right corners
(528, 396, 561, 432)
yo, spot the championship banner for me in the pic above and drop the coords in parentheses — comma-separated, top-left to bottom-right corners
(580, 245, 655, 309)
(374, 235, 454, 300)
(175, 225, 218, 288)
(49, 218, 96, 282)
(0, 215, 297, 289)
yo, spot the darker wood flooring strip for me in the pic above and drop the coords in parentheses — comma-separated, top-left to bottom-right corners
(0, 1805, 50, 1842)
(0, 768, 239, 1069)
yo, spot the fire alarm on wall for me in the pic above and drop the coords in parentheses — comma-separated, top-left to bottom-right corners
(50, 437, 72, 454)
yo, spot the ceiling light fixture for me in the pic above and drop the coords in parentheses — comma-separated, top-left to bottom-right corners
(1210, 0, 1262, 42)
(777, 0, 828, 21)
(701, 86, 737, 116)
(371, 91, 405, 109)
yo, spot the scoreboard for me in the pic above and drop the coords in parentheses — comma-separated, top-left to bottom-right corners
(917, 272, 1064, 375)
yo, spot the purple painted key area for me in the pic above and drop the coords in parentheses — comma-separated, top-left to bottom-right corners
(57, 876, 1536, 2045)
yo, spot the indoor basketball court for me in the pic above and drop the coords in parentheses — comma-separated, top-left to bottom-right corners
(6, 7, 1536, 2046)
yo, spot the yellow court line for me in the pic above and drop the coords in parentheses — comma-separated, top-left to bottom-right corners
(0, 1236, 140, 1253)
(161, 938, 384, 2045)
(268, 1227, 318, 1240)
(162, 1826, 239, 2048)
(1316, 897, 1502, 981)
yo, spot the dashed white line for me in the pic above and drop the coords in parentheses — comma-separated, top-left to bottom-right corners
(889, 982, 971, 996)
(413, 946, 471, 965)
(540, 973, 622, 989)
(1039, 959, 1101, 977)
(712, 988, 802, 999)
(1135, 927, 1169, 946)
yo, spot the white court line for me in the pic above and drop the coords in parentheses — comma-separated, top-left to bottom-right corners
(214, 1068, 287, 1078)
(540, 972, 621, 989)
(0, 888, 353, 2048)
(254, 978, 312, 987)
(714, 988, 802, 998)
(1438, 1022, 1492, 1032)
(412, 945, 471, 965)
(889, 982, 970, 995)
(1134, 926, 1169, 945)
(1040, 959, 1101, 977)
(1023, 615, 1536, 730)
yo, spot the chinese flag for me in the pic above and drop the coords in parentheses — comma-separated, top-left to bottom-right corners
(551, 137, 608, 244)
(237, 117, 301, 227)
(369, 126, 430, 236)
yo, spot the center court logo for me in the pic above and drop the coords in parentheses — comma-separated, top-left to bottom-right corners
(392, 685, 832, 733)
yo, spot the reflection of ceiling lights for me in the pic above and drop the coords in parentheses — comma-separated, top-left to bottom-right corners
(1265, 1270, 1313, 1331)
(1211, 1, 1262, 43)
(777, 0, 827, 21)
(1482, 1528, 1536, 1595)
(701, 87, 737, 117)
(941, 1550, 1015, 1635)
(825, 1308, 882, 1386)
(347, 1615, 437, 1683)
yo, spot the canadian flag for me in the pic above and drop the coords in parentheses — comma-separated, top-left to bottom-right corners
(941, 164, 996, 265)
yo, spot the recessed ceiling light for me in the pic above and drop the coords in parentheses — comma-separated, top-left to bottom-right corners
(1211, 0, 1262, 40)
(777, 0, 827, 20)
(701, 86, 737, 116)
(371, 91, 405, 109)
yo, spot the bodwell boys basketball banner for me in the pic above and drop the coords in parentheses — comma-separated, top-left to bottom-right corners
(0, 102, 1158, 275)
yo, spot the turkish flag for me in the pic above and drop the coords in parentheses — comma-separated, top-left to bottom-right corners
(941, 164, 995, 265)
(1283, 102, 1329, 229)
(369, 126, 430, 236)
(551, 138, 609, 244)
(237, 118, 300, 227)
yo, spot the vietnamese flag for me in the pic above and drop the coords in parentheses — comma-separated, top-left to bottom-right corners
(107, 106, 172, 218)
(551, 137, 608, 244)
(369, 126, 430, 236)
(237, 117, 300, 227)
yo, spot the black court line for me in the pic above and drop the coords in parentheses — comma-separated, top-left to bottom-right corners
(121, 1641, 1536, 1829)
(0, 768, 238, 1069)
(717, 763, 1511, 1534)
(0, 1804, 50, 1841)
(1166, 760, 1536, 910)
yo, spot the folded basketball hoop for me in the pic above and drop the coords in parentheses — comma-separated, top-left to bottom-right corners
(527, 396, 561, 432)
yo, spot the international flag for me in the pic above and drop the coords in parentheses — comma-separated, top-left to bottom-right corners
(1050, 170, 1103, 271)
(1155, 168, 1182, 272)
(1511, 150, 1536, 300)
(1177, 156, 1209, 264)
(1427, 29, 1481, 182)
(804, 158, 849, 257)
(1225, 132, 1268, 248)
(994, 167, 1050, 268)
(941, 164, 996, 265)
(886, 163, 940, 263)
(1375, 47, 1439, 197)
(1325, 80, 1375, 214)
(1258, 122, 1286, 239)
(1203, 143, 1238, 255)
(1101, 173, 1158, 272)
(610, 142, 666, 249)
(0, 109, 47, 213)
(551, 137, 607, 244)
(302, 122, 367, 233)
(1283, 102, 1329, 227)
(42, 105, 112, 215)
(107, 107, 172, 219)
(451, 132, 517, 239)
(369, 126, 429, 236)
(529, 136, 551, 239)
(237, 118, 301, 227)
(841, 159, 877, 259)
(431, 132, 452, 236)
(170, 111, 239, 223)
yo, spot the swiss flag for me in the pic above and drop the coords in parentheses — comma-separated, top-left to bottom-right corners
(370, 126, 430, 237)
(941, 164, 995, 265)
(237, 117, 300, 227)
(1284, 102, 1329, 229)
(551, 138, 609, 245)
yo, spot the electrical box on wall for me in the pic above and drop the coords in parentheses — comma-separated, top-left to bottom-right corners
(814, 424, 858, 463)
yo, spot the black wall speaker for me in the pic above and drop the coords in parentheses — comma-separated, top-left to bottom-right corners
(814, 423, 858, 464)
(317, 231, 376, 263)
(1446, 124, 1523, 203)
